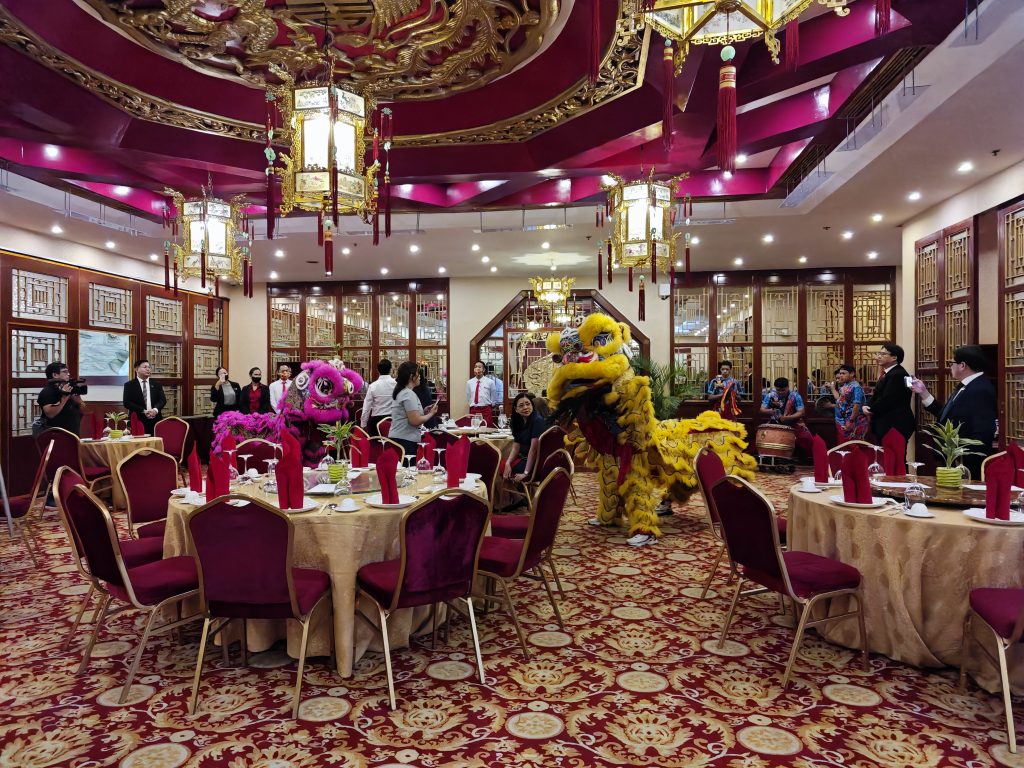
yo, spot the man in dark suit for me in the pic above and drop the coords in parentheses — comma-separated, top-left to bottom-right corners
(863, 343, 916, 445)
(122, 358, 166, 435)
(910, 344, 997, 480)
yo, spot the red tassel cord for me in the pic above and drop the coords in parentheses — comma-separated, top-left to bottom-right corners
(595, 208, 600, 228)
(784, 20, 799, 72)
(317, 212, 324, 247)
(597, 243, 603, 290)
(324, 224, 334, 276)
(684, 238, 692, 286)
(173, 263, 179, 297)
(243, 257, 250, 297)
(383, 162, 392, 239)
(628, 267, 634, 292)
(638, 276, 646, 321)
(214, 275, 220, 298)
(163, 242, 170, 290)
(266, 174, 275, 240)
(662, 40, 674, 152)
(207, 294, 215, 324)
(589, 0, 600, 86)
(717, 47, 737, 174)
(200, 242, 207, 288)
(876, 0, 891, 35)
(381, 108, 393, 239)
(264, 93, 277, 240)
(247, 261, 254, 298)
(606, 240, 613, 284)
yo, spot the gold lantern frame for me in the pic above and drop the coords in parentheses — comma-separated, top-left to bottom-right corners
(164, 188, 248, 284)
(529, 275, 576, 315)
(603, 171, 688, 278)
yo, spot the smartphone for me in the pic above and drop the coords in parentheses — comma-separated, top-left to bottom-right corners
(904, 376, 914, 388)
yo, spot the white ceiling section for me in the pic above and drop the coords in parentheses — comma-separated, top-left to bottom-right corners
(0, 0, 1021, 283)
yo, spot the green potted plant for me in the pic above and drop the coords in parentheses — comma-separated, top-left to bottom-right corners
(630, 356, 682, 420)
(317, 421, 355, 482)
(105, 410, 128, 439)
(924, 420, 985, 488)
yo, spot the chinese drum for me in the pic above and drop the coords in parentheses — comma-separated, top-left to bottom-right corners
(755, 423, 796, 459)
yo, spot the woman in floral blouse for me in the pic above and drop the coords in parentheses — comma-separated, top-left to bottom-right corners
(826, 364, 869, 441)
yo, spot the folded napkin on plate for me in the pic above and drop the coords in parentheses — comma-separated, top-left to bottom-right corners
(221, 433, 237, 454)
(882, 428, 906, 475)
(841, 449, 872, 504)
(206, 454, 229, 499)
(130, 412, 145, 436)
(92, 414, 104, 440)
(375, 447, 400, 504)
(417, 432, 436, 465)
(1007, 443, 1024, 477)
(985, 452, 1014, 520)
(275, 432, 305, 509)
(812, 434, 829, 483)
(350, 432, 369, 468)
(188, 446, 203, 493)
(446, 436, 471, 489)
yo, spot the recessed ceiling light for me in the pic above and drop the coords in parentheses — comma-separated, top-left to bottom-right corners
(733, 257, 743, 266)
(957, 161, 974, 174)
(274, 249, 285, 258)
(867, 251, 879, 259)
(409, 244, 419, 253)
(149, 253, 159, 261)
(490, 266, 498, 272)
(471, 244, 480, 252)
(723, 170, 733, 179)
(550, 264, 557, 271)
(269, 270, 278, 279)
(691, 236, 700, 245)
(341, 247, 351, 255)
(438, 266, 446, 274)
(762, 234, 774, 244)
(50, 224, 63, 234)
(841, 231, 854, 240)
(541, 241, 550, 249)
(736, 153, 748, 164)
(481, 256, 490, 263)
(380, 267, 389, 275)
(798, 256, 808, 264)
(113, 186, 131, 196)
(105, 240, 116, 249)
(676, 260, 682, 267)
(871, 213, 883, 223)
(907, 191, 921, 201)
(43, 145, 60, 159)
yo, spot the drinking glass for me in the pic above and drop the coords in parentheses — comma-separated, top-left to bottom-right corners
(224, 449, 239, 485)
(238, 454, 254, 483)
(263, 458, 279, 494)
(471, 414, 483, 429)
(903, 481, 927, 510)
(833, 450, 850, 482)
(434, 447, 446, 469)
(441, 413, 450, 426)
(416, 443, 432, 472)
(868, 446, 885, 481)
(907, 461, 923, 479)
(497, 413, 508, 430)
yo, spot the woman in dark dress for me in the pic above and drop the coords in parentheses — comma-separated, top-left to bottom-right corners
(413, 364, 441, 429)
(503, 392, 546, 482)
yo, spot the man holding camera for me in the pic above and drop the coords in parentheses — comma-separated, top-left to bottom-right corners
(123, 358, 166, 435)
(37, 362, 84, 435)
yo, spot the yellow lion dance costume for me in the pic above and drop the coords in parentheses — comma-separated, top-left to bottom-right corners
(546, 314, 757, 540)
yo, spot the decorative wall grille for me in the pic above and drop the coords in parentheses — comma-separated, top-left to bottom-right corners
(1001, 203, 1024, 442)
(193, 305, 223, 340)
(917, 242, 938, 304)
(88, 283, 132, 329)
(146, 340, 182, 378)
(12, 269, 68, 323)
(672, 287, 710, 342)
(193, 345, 222, 378)
(379, 294, 411, 347)
(11, 387, 39, 437)
(193, 385, 214, 416)
(146, 296, 183, 335)
(270, 298, 301, 346)
(762, 287, 797, 342)
(306, 299, 336, 347)
(945, 229, 972, 298)
(807, 286, 844, 342)
(12, 329, 67, 377)
(416, 293, 448, 346)
(163, 385, 180, 417)
(341, 295, 373, 346)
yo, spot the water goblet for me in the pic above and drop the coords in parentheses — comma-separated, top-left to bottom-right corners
(497, 413, 508, 430)
(224, 449, 239, 484)
(903, 481, 927, 510)
(416, 443, 432, 473)
(434, 447, 446, 470)
(238, 454, 254, 482)
(868, 446, 885, 481)
(441, 413, 450, 426)
(907, 461, 923, 479)
(833, 450, 850, 482)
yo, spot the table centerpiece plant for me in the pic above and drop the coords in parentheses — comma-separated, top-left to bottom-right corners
(924, 420, 985, 488)
(317, 420, 355, 482)
(105, 411, 128, 439)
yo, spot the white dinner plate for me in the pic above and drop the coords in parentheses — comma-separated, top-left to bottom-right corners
(282, 497, 319, 514)
(963, 508, 1024, 526)
(177, 493, 207, 506)
(796, 486, 822, 494)
(902, 507, 935, 518)
(803, 476, 842, 488)
(828, 495, 890, 509)
(364, 493, 417, 509)
(963, 484, 1024, 492)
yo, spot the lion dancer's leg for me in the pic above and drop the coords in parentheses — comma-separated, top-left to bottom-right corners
(620, 453, 663, 543)
(593, 454, 621, 526)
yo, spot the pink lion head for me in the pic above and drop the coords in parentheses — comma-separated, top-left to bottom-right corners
(299, 359, 364, 423)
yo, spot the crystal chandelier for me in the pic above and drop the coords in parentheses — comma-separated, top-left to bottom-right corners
(529, 275, 576, 316)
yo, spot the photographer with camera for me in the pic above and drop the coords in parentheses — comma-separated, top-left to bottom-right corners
(37, 361, 84, 436)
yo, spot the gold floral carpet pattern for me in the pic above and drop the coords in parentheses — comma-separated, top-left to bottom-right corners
(2, 473, 1023, 767)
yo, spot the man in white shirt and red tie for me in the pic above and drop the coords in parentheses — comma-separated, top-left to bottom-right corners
(466, 360, 497, 426)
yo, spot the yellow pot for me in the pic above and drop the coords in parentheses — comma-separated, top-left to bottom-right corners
(327, 463, 346, 482)
(108, 429, 124, 440)
(935, 466, 964, 489)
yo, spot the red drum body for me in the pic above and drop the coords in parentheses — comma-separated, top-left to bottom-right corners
(756, 424, 796, 459)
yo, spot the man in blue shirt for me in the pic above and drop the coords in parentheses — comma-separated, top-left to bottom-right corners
(759, 377, 814, 459)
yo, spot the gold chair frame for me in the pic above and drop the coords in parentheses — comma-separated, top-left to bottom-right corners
(9, 440, 53, 566)
(980, 451, 1008, 483)
(694, 446, 735, 600)
(54, 464, 98, 651)
(114, 448, 177, 539)
(41, 426, 114, 497)
(154, 416, 191, 485)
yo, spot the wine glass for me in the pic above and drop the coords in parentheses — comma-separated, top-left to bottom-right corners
(907, 461, 923, 479)
(263, 458, 279, 494)
(238, 454, 253, 482)
(903, 480, 928, 510)
(434, 446, 446, 470)
(416, 442, 432, 473)
(224, 449, 239, 485)
(441, 412, 450, 426)
(833, 450, 850, 482)
(867, 446, 885, 481)
(497, 412, 508, 430)
(471, 413, 482, 429)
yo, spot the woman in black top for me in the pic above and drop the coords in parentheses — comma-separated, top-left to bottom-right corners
(210, 366, 243, 417)
(414, 364, 441, 429)
(503, 392, 546, 482)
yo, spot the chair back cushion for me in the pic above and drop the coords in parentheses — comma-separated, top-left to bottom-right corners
(695, 449, 726, 525)
(119, 450, 177, 524)
(522, 469, 570, 570)
(455, 416, 473, 427)
(468, 441, 501, 498)
(532, 427, 566, 480)
(395, 492, 490, 608)
(827, 441, 876, 477)
(541, 448, 572, 478)
(710, 477, 787, 593)
(236, 439, 280, 474)
(39, 428, 82, 481)
(154, 418, 189, 461)
(65, 486, 123, 587)
(378, 418, 391, 437)
(188, 499, 293, 609)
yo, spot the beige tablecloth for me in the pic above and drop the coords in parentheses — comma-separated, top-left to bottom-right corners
(789, 487, 1024, 693)
(80, 436, 164, 508)
(164, 473, 486, 677)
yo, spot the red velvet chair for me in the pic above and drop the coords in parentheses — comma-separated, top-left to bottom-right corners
(115, 448, 178, 539)
(369, 436, 405, 464)
(235, 438, 280, 475)
(695, 447, 730, 599)
(477, 468, 571, 660)
(186, 495, 332, 718)
(154, 416, 190, 483)
(827, 440, 877, 478)
(63, 485, 199, 703)
(511, 425, 566, 504)
(959, 588, 1024, 753)
(3, 439, 53, 565)
(377, 417, 391, 437)
(468, 439, 502, 512)
(356, 489, 490, 709)
(709, 475, 868, 686)
(37, 427, 111, 496)
(428, 429, 460, 467)
(455, 415, 473, 427)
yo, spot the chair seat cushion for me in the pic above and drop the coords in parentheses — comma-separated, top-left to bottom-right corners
(137, 519, 166, 539)
(491, 514, 528, 539)
(209, 568, 330, 619)
(109, 555, 197, 606)
(7, 495, 34, 519)
(84, 466, 111, 481)
(120, 536, 164, 569)
(781, 550, 861, 598)
(477, 536, 525, 578)
(971, 588, 1024, 639)
(357, 559, 472, 609)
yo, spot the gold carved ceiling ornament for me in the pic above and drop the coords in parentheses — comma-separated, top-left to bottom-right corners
(77, 0, 559, 102)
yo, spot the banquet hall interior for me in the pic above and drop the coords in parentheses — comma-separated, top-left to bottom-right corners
(1, 0, 1024, 765)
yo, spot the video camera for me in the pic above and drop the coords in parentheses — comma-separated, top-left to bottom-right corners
(52, 378, 88, 396)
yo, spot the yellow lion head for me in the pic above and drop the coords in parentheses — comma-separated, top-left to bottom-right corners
(546, 314, 633, 405)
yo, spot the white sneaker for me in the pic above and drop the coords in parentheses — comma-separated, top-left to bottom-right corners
(626, 533, 657, 547)
(587, 518, 603, 526)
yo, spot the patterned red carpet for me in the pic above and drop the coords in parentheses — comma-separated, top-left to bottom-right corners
(2, 472, 1022, 767)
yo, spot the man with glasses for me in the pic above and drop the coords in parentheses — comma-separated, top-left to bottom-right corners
(910, 345, 996, 479)
(863, 343, 915, 449)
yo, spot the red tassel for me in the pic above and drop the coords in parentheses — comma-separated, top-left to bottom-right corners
(717, 59, 737, 173)
(876, 0, 891, 35)
(173, 263, 179, 297)
(383, 167, 391, 238)
(662, 41, 674, 152)
(598, 245, 603, 290)
(373, 208, 380, 246)
(596, 208, 599, 228)
(628, 267, 633, 292)
(243, 258, 250, 296)
(247, 261, 254, 298)
(163, 243, 170, 290)
(607, 240, 613, 284)
(638, 276, 646, 321)
(214, 275, 220, 298)
(589, 0, 600, 86)
(651, 248, 657, 281)
(200, 244, 207, 288)
(685, 244, 692, 286)
(207, 295, 214, 324)
(785, 20, 799, 72)
(324, 228, 334, 276)
(317, 212, 324, 247)
(266, 174, 275, 240)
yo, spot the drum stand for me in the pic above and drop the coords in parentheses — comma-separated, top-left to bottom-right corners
(756, 454, 797, 473)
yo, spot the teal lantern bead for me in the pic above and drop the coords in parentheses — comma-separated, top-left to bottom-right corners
(721, 45, 736, 62)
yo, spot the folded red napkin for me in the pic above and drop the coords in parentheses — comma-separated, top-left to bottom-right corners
(275, 457, 291, 509)
(882, 429, 906, 475)
(985, 452, 1014, 520)
(376, 447, 400, 504)
(214, 454, 230, 497)
(188, 446, 203, 492)
(92, 414, 103, 440)
(417, 432, 437, 464)
(351, 432, 369, 468)
(273, 431, 305, 509)
(812, 434, 829, 483)
(221, 434, 237, 454)
(841, 449, 872, 504)
(206, 455, 226, 499)
(1007, 443, 1024, 475)
(130, 412, 145, 436)
(446, 436, 471, 489)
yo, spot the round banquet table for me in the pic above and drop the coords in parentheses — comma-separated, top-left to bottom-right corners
(788, 485, 1024, 693)
(163, 470, 488, 678)
(80, 435, 163, 508)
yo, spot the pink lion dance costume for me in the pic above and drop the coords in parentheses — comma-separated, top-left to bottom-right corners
(281, 357, 364, 466)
